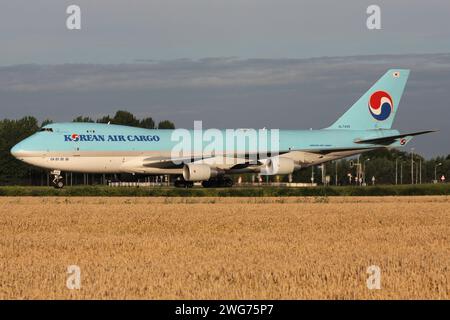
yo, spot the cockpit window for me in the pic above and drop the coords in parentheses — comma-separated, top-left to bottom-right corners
(40, 128, 53, 132)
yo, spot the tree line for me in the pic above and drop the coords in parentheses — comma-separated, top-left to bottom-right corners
(0, 111, 174, 185)
(290, 148, 449, 186)
(71, 110, 175, 129)
(0, 111, 448, 186)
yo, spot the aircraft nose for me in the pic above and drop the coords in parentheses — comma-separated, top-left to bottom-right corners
(10, 142, 26, 158)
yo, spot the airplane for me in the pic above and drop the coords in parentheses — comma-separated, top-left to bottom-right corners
(11, 69, 434, 188)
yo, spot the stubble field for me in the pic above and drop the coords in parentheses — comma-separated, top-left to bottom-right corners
(0, 196, 449, 299)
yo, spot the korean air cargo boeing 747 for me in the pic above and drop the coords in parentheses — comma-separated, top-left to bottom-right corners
(11, 69, 434, 188)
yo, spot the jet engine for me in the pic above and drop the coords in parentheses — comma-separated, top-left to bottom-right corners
(264, 157, 296, 175)
(183, 163, 217, 181)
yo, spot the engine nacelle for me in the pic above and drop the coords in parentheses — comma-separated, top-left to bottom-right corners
(264, 157, 296, 175)
(183, 164, 217, 181)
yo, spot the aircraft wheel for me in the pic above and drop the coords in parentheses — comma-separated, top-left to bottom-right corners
(174, 180, 185, 188)
(201, 180, 211, 188)
(223, 177, 234, 187)
(202, 180, 217, 188)
(53, 180, 64, 189)
(202, 177, 233, 188)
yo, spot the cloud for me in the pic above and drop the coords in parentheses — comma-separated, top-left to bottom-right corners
(0, 53, 449, 157)
(1, 54, 450, 92)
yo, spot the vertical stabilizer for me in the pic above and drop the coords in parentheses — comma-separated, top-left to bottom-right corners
(327, 69, 409, 130)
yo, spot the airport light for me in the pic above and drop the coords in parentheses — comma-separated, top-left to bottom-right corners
(411, 148, 414, 185)
(363, 158, 370, 185)
(395, 157, 399, 185)
(400, 160, 404, 185)
(396, 157, 405, 185)
(435, 162, 443, 182)
(419, 157, 422, 184)
(335, 160, 338, 186)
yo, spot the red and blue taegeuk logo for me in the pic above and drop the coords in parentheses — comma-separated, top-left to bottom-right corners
(368, 91, 393, 121)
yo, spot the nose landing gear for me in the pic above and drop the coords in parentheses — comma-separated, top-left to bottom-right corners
(50, 170, 64, 189)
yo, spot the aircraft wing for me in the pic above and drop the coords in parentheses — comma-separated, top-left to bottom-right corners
(124, 129, 436, 172)
(141, 150, 292, 169)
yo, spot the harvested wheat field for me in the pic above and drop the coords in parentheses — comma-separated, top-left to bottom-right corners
(0, 196, 449, 299)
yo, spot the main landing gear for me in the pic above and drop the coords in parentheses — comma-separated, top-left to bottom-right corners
(50, 170, 64, 189)
(201, 176, 233, 188)
(174, 178, 194, 188)
(173, 176, 234, 188)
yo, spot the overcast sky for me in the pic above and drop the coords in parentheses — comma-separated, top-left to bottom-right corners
(1, 0, 450, 64)
(0, 1, 449, 157)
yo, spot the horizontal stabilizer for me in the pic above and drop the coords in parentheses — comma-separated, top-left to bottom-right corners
(354, 130, 436, 145)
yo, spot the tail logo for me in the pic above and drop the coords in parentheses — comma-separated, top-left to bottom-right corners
(368, 91, 393, 121)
